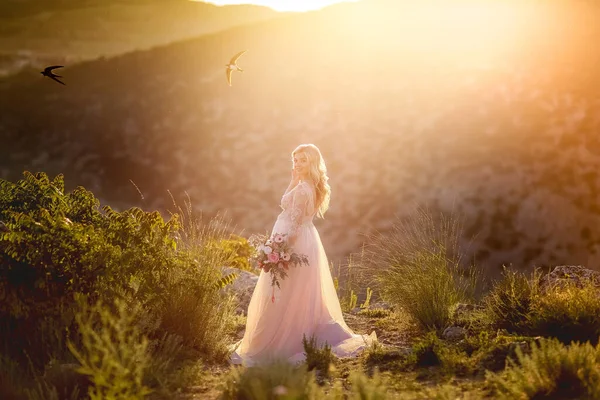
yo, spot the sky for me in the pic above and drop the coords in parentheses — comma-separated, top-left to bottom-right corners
(196, 0, 359, 12)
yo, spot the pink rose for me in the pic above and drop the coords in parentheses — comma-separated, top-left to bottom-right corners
(267, 252, 280, 263)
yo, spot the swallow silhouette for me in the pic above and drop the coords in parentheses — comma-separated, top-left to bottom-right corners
(225, 50, 246, 86)
(41, 65, 65, 85)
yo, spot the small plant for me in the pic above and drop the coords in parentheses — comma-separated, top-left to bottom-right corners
(360, 287, 373, 309)
(363, 341, 408, 375)
(408, 331, 442, 368)
(340, 289, 358, 313)
(302, 334, 336, 379)
(404, 332, 472, 375)
(358, 308, 391, 319)
(348, 290, 358, 311)
(219, 360, 325, 399)
(346, 369, 388, 400)
(483, 266, 540, 334)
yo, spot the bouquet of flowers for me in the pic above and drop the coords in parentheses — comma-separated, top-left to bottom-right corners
(250, 232, 309, 302)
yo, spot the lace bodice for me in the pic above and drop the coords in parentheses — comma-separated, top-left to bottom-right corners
(279, 181, 316, 241)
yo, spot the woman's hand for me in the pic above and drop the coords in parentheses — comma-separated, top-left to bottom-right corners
(284, 168, 301, 196)
(291, 168, 300, 185)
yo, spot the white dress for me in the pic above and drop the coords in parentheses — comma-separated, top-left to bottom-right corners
(230, 181, 377, 366)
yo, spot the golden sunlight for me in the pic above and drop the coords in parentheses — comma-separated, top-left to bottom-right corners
(194, 0, 359, 12)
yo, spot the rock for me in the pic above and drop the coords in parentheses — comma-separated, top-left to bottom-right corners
(442, 326, 467, 341)
(539, 265, 600, 291)
(221, 267, 259, 315)
(368, 302, 393, 311)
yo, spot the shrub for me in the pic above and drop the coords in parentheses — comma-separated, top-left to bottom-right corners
(0, 172, 114, 367)
(0, 171, 239, 394)
(67, 297, 152, 400)
(207, 234, 257, 273)
(486, 337, 600, 399)
(483, 266, 540, 334)
(529, 280, 600, 345)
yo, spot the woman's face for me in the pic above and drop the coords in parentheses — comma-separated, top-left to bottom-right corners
(293, 152, 310, 179)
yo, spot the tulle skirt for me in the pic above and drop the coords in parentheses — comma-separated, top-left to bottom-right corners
(229, 215, 377, 366)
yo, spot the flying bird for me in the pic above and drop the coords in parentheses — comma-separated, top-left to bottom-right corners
(225, 50, 247, 86)
(41, 65, 65, 85)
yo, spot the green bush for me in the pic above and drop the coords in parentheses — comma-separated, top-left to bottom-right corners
(460, 331, 536, 373)
(207, 234, 257, 273)
(529, 280, 600, 345)
(0, 172, 116, 368)
(484, 267, 600, 345)
(486, 337, 600, 399)
(0, 171, 239, 396)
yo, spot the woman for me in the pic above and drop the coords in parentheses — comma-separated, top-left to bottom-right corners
(230, 144, 376, 366)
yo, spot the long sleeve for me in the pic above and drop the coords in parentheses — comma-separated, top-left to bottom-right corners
(287, 183, 310, 245)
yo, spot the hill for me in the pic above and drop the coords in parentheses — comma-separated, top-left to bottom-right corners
(0, 0, 282, 75)
(1, 0, 599, 271)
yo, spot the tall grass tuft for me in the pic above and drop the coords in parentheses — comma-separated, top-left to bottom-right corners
(362, 207, 480, 332)
(158, 193, 240, 362)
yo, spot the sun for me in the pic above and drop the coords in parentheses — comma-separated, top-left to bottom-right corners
(193, 0, 359, 12)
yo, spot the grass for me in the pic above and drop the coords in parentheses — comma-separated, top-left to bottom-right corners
(360, 207, 482, 332)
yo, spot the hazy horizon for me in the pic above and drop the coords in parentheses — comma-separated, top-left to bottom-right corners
(193, 0, 360, 12)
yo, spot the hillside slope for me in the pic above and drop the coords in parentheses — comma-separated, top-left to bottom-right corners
(1, 0, 599, 270)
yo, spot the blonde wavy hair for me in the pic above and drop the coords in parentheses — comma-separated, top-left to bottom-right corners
(292, 144, 331, 218)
